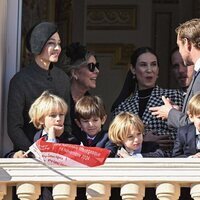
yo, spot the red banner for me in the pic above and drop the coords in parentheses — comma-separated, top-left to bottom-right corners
(29, 137, 110, 167)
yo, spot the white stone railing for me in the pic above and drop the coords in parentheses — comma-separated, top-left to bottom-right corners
(1, 158, 200, 199)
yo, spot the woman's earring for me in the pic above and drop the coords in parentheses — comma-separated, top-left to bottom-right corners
(129, 65, 135, 79)
(71, 70, 78, 80)
(72, 74, 78, 80)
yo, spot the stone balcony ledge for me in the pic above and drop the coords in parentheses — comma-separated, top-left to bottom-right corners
(1, 158, 200, 184)
(0, 158, 200, 199)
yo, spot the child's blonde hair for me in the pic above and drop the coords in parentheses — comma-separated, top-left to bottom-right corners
(75, 95, 106, 120)
(29, 91, 68, 129)
(188, 93, 200, 116)
(108, 112, 144, 146)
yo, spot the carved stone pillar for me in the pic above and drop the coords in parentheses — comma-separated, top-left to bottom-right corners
(190, 183, 200, 200)
(86, 183, 111, 200)
(16, 183, 41, 200)
(53, 183, 76, 200)
(0, 184, 7, 200)
(120, 183, 145, 200)
(156, 183, 180, 200)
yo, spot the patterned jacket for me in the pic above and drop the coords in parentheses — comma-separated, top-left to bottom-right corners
(113, 86, 184, 140)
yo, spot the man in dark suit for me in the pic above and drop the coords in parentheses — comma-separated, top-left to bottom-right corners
(149, 18, 200, 129)
(172, 93, 200, 158)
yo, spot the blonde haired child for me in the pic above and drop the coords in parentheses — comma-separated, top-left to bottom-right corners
(29, 90, 68, 142)
(173, 93, 200, 157)
(108, 112, 164, 158)
(7, 91, 68, 158)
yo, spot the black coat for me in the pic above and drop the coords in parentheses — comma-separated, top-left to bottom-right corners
(7, 61, 74, 151)
(76, 130, 117, 158)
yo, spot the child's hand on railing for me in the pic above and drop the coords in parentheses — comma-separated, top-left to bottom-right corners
(190, 153, 200, 158)
(13, 150, 28, 158)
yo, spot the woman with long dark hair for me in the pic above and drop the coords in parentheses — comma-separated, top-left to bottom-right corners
(112, 47, 184, 156)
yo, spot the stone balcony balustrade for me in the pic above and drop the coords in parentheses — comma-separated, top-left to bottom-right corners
(0, 158, 200, 199)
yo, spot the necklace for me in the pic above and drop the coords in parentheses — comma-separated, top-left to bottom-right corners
(138, 95, 151, 99)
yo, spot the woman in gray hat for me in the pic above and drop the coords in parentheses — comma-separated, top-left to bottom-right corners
(7, 22, 76, 155)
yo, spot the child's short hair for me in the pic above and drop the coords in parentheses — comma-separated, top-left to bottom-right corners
(108, 112, 144, 146)
(188, 93, 200, 116)
(29, 91, 68, 129)
(75, 95, 106, 120)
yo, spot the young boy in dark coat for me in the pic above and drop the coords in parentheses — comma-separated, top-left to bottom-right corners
(74, 95, 117, 200)
(173, 93, 200, 158)
(75, 95, 117, 157)
(108, 112, 164, 158)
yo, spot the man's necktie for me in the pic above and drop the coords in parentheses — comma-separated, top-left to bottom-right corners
(87, 139, 93, 145)
(183, 70, 198, 112)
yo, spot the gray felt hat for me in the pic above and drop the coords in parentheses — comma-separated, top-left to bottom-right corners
(26, 22, 58, 55)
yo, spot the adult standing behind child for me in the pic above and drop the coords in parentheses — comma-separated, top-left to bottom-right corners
(112, 47, 184, 156)
(7, 22, 75, 153)
(65, 43, 100, 143)
(150, 18, 200, 129)
(111, 46, 194, 114)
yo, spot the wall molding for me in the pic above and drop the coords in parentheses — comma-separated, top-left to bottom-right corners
(87, 5, 137, 30)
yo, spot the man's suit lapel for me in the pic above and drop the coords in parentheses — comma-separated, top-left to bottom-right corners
(183, 70, 199, 112)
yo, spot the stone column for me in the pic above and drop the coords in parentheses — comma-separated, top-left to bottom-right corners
(156, 183, 180, 200)
(53, 183, 77, 200)
(0, 184, 7, 200)
(16, 183, 41, 200)
(191, 183, 200, 200)
(86, 183, 111, 200)
(120, 183, 145, 200)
